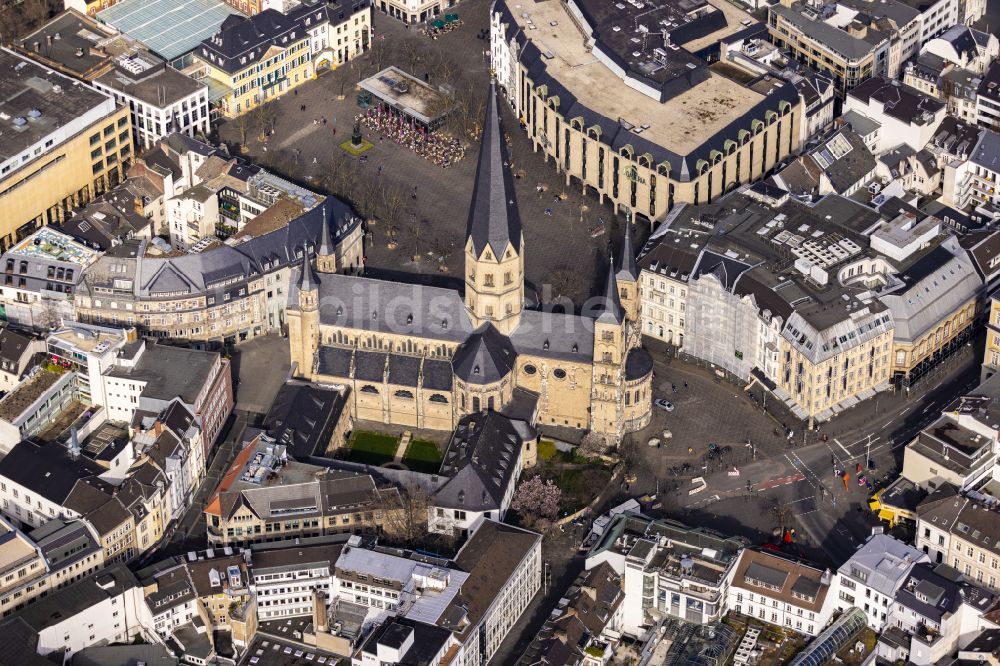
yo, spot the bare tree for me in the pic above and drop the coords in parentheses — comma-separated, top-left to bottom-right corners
(251, 101, 278, 140)
(398, 36, 424, 74)
(377, 483, 432, 548)
(407, 214, 426, 261)
(616, 435, 641, 475)
(322, 151, 359, 202)
(233, 114, 254, 151)
(547, 266, 577, 304)
(765, 496, 795, 536)
(379, 182, 408, 231)
(430, 237, 455, 272)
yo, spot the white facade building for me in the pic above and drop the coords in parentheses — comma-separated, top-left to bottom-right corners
(832, 533, 929, 631)
(844, 78, 947, 156)
(251, 543, 340, 620)
(92, 53, 210, 150)
(726, 549, 836, 637)
(584, 513, 745, 636)
(20, 564, 152, 665)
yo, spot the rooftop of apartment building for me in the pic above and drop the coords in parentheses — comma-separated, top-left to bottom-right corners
(336, 542, 469, 625)
(441, 521, 541, 642)
(970, 130, 1000, 172)
(929, 115, 983, 160)
(518, 561, 624, 666)
(60, 186, 154, 251)
(919, 483, 1000, 556)
(768, 2, 895, 61)
(261, 381, 348, 459)
(654, 189, 890, 332)
(14, 10, 133, 80)
(837, 533, 926, 596)
(435, 411, 534, 512)
(0, 368, 67, 423)
(589, 513, 746, 585)
(105, 342, 220, 403)
(74, 643, 178, 666)
(730, 548, 830, 612)
(28, 517, 101, 571)
(0, 518, 40, 573)
(1, 227, 99, 297)
(0, 48, 114, 167)
(205, 438, 389, 521)
(250, 542, 343, 577)
(356, 617, 453, 666)
(0, 327, 39, 368)
(93, 51, 204, 107)
(497, 0, 798, 165)
(17, 562, 138, 632)
(47, 322, 134, 357)
(977, 61, 1000, 103)
(198, 10, 304, 75)
(896, 562, 996, 623)
(79, 192, 359, 304)
(848, 77, 946, 127)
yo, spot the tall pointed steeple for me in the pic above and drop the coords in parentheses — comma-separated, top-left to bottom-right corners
(466, 84, 523, 259)
(317, 206, 334, 257)
(297, 248, 320, 293)
(315, 202, 337, 273)
(464, 83, 525, 336)
(596, 252, 624, 325)
(617, 223, 639, 282)
(615, 223, 640, 321)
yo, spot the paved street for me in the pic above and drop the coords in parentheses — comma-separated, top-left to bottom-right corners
(630, 336, 983, 567)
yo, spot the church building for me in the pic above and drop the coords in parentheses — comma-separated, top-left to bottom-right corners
(285, 85, 653, 441)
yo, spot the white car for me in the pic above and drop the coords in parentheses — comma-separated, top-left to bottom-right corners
(654, 399, 674, 412)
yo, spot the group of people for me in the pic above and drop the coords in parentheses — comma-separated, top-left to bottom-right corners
(356, 108, 465, 168)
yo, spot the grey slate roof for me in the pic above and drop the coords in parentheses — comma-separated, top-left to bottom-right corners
(466, 84, 522, 259)
(452, 323, 517, 385)
(353, 350, 387, 382)
(625, 347, 653, 380)
(18, 563, 139, 631)
(422, 359, 453, 391)
(0, 441, 106, 505)
(264, 381, 348, 458)
(509, 310, 595, 361)
(106, 343, 220, 404)
(971, 130, 1000, 172)
(436, 411, 532, 511)
(313, 273, 474, 343)
(81, 196, 361, 303)
(317, 345, 353, 377)
(387, 353, 421, 386)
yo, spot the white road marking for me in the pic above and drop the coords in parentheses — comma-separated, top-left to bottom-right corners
(834, 438, 851, 456)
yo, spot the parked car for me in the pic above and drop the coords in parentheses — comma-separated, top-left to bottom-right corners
(654, 399, 674, 412)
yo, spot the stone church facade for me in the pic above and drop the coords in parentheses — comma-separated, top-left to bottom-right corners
(286, 86, 652, 440)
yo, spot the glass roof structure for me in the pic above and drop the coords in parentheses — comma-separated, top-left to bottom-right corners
(788, 608, 868, 666)
(97, 0, 242, 62)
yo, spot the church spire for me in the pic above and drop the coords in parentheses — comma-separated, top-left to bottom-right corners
(596, 251, 624, 325)
(466, 83, 522, 259)
(317, 204, 334, 257)
(617, 222, 639, 282)
(297, 248, 320, 293)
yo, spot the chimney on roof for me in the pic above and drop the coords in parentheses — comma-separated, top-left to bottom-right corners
(313, 589, 328, 632)
(69, 427, 81, 460)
